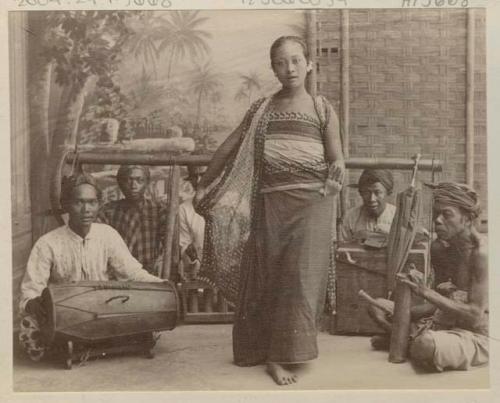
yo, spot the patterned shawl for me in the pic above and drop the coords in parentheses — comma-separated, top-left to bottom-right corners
(196, 94, 336, 310)
(195, 97, 271, 303)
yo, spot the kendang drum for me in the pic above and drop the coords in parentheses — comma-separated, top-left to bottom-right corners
(41, 281, 179, 369)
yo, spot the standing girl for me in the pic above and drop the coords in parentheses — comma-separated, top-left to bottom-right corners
(195, 36, 345, 385)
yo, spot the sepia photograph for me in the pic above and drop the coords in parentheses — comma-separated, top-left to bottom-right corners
(4, 2, 497, 397)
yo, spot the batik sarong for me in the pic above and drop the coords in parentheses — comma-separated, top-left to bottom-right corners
(197, 95, 338, 366)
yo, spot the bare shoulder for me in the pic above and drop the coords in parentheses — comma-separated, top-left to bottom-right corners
(473, 231, 487, 259)
(471, 231, 488, 279)
(318, 96, 339, 123)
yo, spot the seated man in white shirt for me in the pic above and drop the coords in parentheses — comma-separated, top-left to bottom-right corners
(339, 169, 396, 243)
(18, 172, 163, 361)
(178, 165, 206, 280)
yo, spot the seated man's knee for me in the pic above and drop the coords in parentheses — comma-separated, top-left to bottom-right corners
(410, 331, 436, 368)
(367, 298, 391, 321)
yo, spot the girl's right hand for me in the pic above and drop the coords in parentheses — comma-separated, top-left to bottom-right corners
(193, 187, 207, 208)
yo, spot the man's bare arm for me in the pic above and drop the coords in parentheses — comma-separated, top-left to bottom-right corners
(397, 248, 488, 329)
(410, 302, 437, 321)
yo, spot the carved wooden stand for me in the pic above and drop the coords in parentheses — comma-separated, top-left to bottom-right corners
(57, 333, 157, 370)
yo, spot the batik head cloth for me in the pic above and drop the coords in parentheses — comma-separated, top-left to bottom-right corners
(358, 169, 394, 194)
(426, 182, 481, 219)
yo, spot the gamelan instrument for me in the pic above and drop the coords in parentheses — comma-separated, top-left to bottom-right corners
(40, 280, 179, 369)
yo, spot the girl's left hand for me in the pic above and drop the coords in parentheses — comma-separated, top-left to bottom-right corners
(328, 161, 346, 184)
(321, 161, 345, 196)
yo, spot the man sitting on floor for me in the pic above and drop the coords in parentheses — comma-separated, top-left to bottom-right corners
(98, 165, 167, 275)
(368, 182, 488, 372)
(339, 169, 396, 242)
(19, 173, 163, 361)
(178, 165, 206, 280)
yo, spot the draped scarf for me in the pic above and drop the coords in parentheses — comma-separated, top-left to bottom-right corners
(196, 97, 271, 303)
(196, 94, 336, 312)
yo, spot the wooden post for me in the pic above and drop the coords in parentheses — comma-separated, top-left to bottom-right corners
(388, 270, 412, 363)
(466, 9, 475, 187)
(306, 10, 317, 97)
(203, 288, 214, 313)
(340, 10, 350, 224)
(161, 166, 180, 280)
(189, 290, 199, 313)
(10, 12, 33, 327)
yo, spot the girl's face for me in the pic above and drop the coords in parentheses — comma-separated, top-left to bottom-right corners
(271, 41, 312, 89)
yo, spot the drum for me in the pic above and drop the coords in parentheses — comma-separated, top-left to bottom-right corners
(41, 281, 179, 344)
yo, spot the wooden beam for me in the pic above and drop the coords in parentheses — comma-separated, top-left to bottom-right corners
(65, 152, 211, 166)
(64, 152, 443, 172)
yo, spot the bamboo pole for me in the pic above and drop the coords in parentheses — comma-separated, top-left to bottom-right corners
(305, 10, 317, 97)
(160, 166, 180, 280)
(65, 152, 210, 166)
(466, 9, 475, 187)
(340, 10, 350, 221)
(358, 290, 393, 315)
(64, 152, 443, 171)
(388, 269, 412, 363)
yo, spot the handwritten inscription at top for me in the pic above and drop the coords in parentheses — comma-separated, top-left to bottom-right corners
(241, 0, 348, 6)
(15, 0, 173, 8)
(12, 0, 475, 11)
(402, 0, 469, 6)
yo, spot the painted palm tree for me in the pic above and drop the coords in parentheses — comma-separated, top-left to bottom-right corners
(209, 90, 222, 120)
(157, 11, 212, 80)
(125, 12, 166, 76)
(237, 72, 262, 107)
(234, 87, 249, 104)
(129, 65, 164, 111)
(287, 19, 308, 43)
(190, 62, 222, 127)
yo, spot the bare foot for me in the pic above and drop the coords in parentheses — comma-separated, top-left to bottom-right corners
(266, 362, 298, 386)
(370, 335, 390, 351)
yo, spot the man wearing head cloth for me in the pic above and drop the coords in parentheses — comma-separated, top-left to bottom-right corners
(97, 165, 168, 275)
(369, 182, 488, 372)
(178, 165, 207, 280)
(18, 173, 163, 361)
(339, 169, 396, 242)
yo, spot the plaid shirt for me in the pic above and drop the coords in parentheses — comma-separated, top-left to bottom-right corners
(97, 198, 168, 273)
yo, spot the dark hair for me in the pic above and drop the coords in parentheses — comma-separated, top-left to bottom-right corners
(358, 169, 394, 195)
(185, 165, 207, 183)
(60, 173, 102, 210)
(116, 165, 151, 189)
(270, 36, 309, 68)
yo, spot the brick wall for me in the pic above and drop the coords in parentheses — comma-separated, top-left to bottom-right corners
(317, 9, 487, 225)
